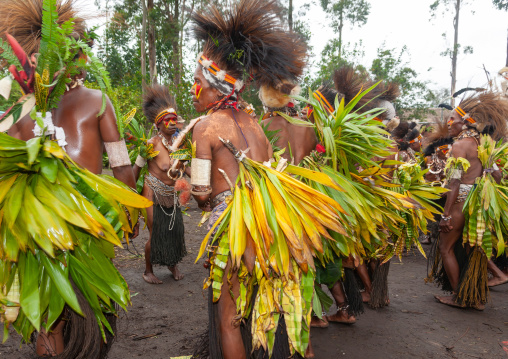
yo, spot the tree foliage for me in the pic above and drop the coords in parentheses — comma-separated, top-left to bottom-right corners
(370, 45, 436, 120)
(492, 0, 508, 10)
(318, 0, 370, 59)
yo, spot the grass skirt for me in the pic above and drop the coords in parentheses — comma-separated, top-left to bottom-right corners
(427, 235, 489, 306)
(150, 203, 186, 267)
(193, 287, 305, 359)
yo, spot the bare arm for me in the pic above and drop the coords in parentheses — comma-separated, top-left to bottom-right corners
(133, 164, 142, 181)
(440, 141, 468, 233)
(492, 169, 502, 184)
(99, 96, 136, 189)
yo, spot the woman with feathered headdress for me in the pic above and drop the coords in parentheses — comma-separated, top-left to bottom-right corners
(431, 89, 508, 310)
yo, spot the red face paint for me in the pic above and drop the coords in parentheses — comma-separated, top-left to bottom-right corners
(191, 82, 202, 99)
(303, 105, 313, 119)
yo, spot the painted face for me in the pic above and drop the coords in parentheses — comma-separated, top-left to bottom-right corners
(192, 67, 222, 113)
(437, 145, 450, 160)
(409, 140, 421, 153)
(447, 110, 464, 137)
(191, 82, 202, 99)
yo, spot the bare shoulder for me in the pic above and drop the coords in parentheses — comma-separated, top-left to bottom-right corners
(452, 138, 477, 155)
(72, 86, 106, 102)
(261, 115, 286, 130)
(147, 135, 159, 146)
(193, 115, 213, 135)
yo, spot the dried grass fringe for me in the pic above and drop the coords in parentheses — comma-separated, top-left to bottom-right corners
(32, 282, 117, 359)
(456, 248, 489, 307)
(369, 260, 390, 309)
(343, 268, 364, 316)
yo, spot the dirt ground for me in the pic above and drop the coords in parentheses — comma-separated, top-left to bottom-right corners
(2, 200, 508, 359)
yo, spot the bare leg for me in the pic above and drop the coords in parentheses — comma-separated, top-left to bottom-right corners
(305, 338, 315, 358)
(487, 260, 508, 287)
(218, 261, 246, 359)
(435, 202, 465, 307)
(168, 265, 184, 281)
(36, 320, 66, 357)
(326, 281, 355, 324)
(356, 264, 371, 303)
(141, 185, 162, 284)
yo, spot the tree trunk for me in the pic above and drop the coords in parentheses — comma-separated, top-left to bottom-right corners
(288, 0, 293, 31)
(338, 7, 344, 60)
(147, 0, 157, 84)
(172, 0, 181, 86)
(179, 0, 186, 88)
(140, 0, 147, 91)
(450, 0, 460, 107)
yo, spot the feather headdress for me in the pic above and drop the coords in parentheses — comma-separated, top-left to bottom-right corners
(391, 121, 409, 140)
(455, 91, 508, 140)
(426, 119, 449, 144)
(0, 0, 86, 57)
(423, 137, 453, 157)
(312, 66, 400, 121)
(192, 0, 307, 99)
(142, 85, 180, 126)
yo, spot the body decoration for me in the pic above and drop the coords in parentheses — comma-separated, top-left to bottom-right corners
(145, 172, 176, 208)
(198, 53, 244, 98)
(104, 139, 132, 168)
(190, 158, 212, 188)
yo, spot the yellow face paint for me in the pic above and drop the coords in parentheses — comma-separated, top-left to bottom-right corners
(191, 82, 202, 99)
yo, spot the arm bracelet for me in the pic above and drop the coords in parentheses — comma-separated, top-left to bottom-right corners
(135, 155, 147, 167)
(104, 139, 131, 168)
(441, 215, 452, 221)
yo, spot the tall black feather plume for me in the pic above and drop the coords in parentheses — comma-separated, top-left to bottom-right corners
(438, 103, 453, 110)
(192, 0, 307, 88)
(452, 87, 485, 98)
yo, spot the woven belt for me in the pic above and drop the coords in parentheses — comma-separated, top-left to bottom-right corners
(211, 190, 233, 208)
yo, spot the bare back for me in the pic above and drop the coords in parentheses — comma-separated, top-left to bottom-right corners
(7, 86, 121, 174)
(194, 109, 272, 199)
(261, 115, 317, 165)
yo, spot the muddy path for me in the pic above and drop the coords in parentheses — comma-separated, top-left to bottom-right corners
(3, 200, 508, 358)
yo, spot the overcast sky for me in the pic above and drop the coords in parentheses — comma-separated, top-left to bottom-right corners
(299, 0, 508, 96)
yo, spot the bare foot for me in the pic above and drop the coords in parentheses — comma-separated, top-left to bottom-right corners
(326, 310, 356, 324)
(420, 237, 431, 245)
(310, 315, 329, 328)
(488, 276, 508, 287)
(434, 294, 464, 308)
(305, 340, 315, 358)
(169, 265, 184, 281)
(472, 302, 485, 311)
(143, 272, 163, 284)
(361, 291, 371, 303)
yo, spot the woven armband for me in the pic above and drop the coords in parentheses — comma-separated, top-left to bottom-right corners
(448, 167, 463, 180)
(191, 158, 211, 186)
(135, 155, 147, 168)
(104, 140, 131, 168)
